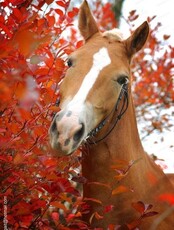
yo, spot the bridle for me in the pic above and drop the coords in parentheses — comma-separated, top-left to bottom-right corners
(54, 82, 129, 145)
(86, 82, 129, 144)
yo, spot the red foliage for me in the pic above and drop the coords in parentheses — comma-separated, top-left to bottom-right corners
(158, 193, 174, 206)
(0, 0, 173, 229)
(0, 0, 84, 228)
(129, 14, 174, 137)
(125, 202, 158, 229)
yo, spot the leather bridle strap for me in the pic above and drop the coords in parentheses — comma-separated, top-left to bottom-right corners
(86, 83, 129, 144)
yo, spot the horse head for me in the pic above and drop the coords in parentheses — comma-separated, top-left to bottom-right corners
(49, 0, 149, 156)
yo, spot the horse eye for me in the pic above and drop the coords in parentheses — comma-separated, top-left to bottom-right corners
(67, 59, 73, 67)
(117, 76, 129, 85)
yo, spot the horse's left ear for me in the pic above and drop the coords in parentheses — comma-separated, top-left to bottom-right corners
(78, 0, 99, 41)
(125, 21, 149, 58)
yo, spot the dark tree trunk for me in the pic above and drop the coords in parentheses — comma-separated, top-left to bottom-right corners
(112, 0, 125, 26)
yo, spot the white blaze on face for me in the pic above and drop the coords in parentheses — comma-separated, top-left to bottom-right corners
(70, 47, 111, 105)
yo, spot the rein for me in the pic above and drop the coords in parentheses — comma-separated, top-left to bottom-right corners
(86, 83, 129, 144)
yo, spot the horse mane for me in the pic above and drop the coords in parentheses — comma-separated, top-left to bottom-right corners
(102, 28, 124, 42)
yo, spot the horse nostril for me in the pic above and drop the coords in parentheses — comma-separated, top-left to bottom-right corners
(73, 123, 85, 142)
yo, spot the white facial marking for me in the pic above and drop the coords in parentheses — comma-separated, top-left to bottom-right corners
(70, 47, 111, 105)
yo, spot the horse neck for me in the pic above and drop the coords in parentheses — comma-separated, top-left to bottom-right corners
(106, 94, 144, 161)
(82, 93, 144, 169)
(82, 91, 171, 192)
(81, 92, 174, 228)
(82, 93, 146, 196)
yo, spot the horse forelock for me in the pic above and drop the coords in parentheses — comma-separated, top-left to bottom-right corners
(102, 29, 124, 42)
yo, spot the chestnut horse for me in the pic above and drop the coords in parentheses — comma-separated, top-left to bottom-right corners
(49, 1, 174, 229)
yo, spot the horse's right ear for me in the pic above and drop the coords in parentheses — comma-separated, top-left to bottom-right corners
(125, 21, 149, 59)
(78, 0, 99, 41)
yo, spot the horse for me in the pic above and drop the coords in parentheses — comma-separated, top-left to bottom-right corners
(49, 1, 174, 228)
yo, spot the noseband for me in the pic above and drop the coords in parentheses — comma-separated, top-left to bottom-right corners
(54, 82, 129, 145)
(86, 83, 129, 144)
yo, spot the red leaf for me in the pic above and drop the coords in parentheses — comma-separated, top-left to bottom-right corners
(84, 197, 102, 205)
(127, 219, 141, 229)
(18, 108, 32, 120)
(55, 58, 65, 71)
(142, 211, 158, 218)
(108, 224, 118, 230)
(89, 212, 103, 224)
(0, 22, 13, 38)
(45, 0, 54, 5)
(41, 158, 57, 168)
(56, 1, 66, 7)
(13, 8, 23, 21)
(68, 11, 75, 18)
(163, 35, 170, 40)
(132, 201, 145, 214)
(11, 0, 25, 6)
(49, 106, 61, 113)
(68, 7, 79, 18)
(95, 211, 103, 220)
(50, 201, 67, 212)
(51, 212, 59, 221)
(36, 75, 50, 83)
(104, 205, 114, 213)
(66, 211, 82, 221)
(76, 40, 84, 49)
(15, 81, 26, 100)
(72, 7, 79, 14)
(0, 155, 12, 162)
(66, 187, 80, 196)
(55, 9, 64, 18)
(0, 127, 7, 133)
(88, 181, 111, 190)
(112, 185, 130, 195)
(31, 199, 47, 211)
(158, 193, 174, 206)
(129, 10, 136, 17)
(46, 15, 55, 27)
(0, 15, 4, 23)
(14, 202, 31, 215)
(18, 214, 33, 227)
(128, 10, 139, 22)
(71, 175, 88, 184)
(13, 153, 24, 165)
(67, 213, 76, 221)
(64, 48, 73, 55)
(12, 30, 37, 56)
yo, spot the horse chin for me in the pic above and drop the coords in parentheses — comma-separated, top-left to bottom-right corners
(50, 137, 84, 157)
(51, 146, 74, 157)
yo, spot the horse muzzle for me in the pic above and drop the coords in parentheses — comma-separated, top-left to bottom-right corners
(49, 109, 86, 156)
